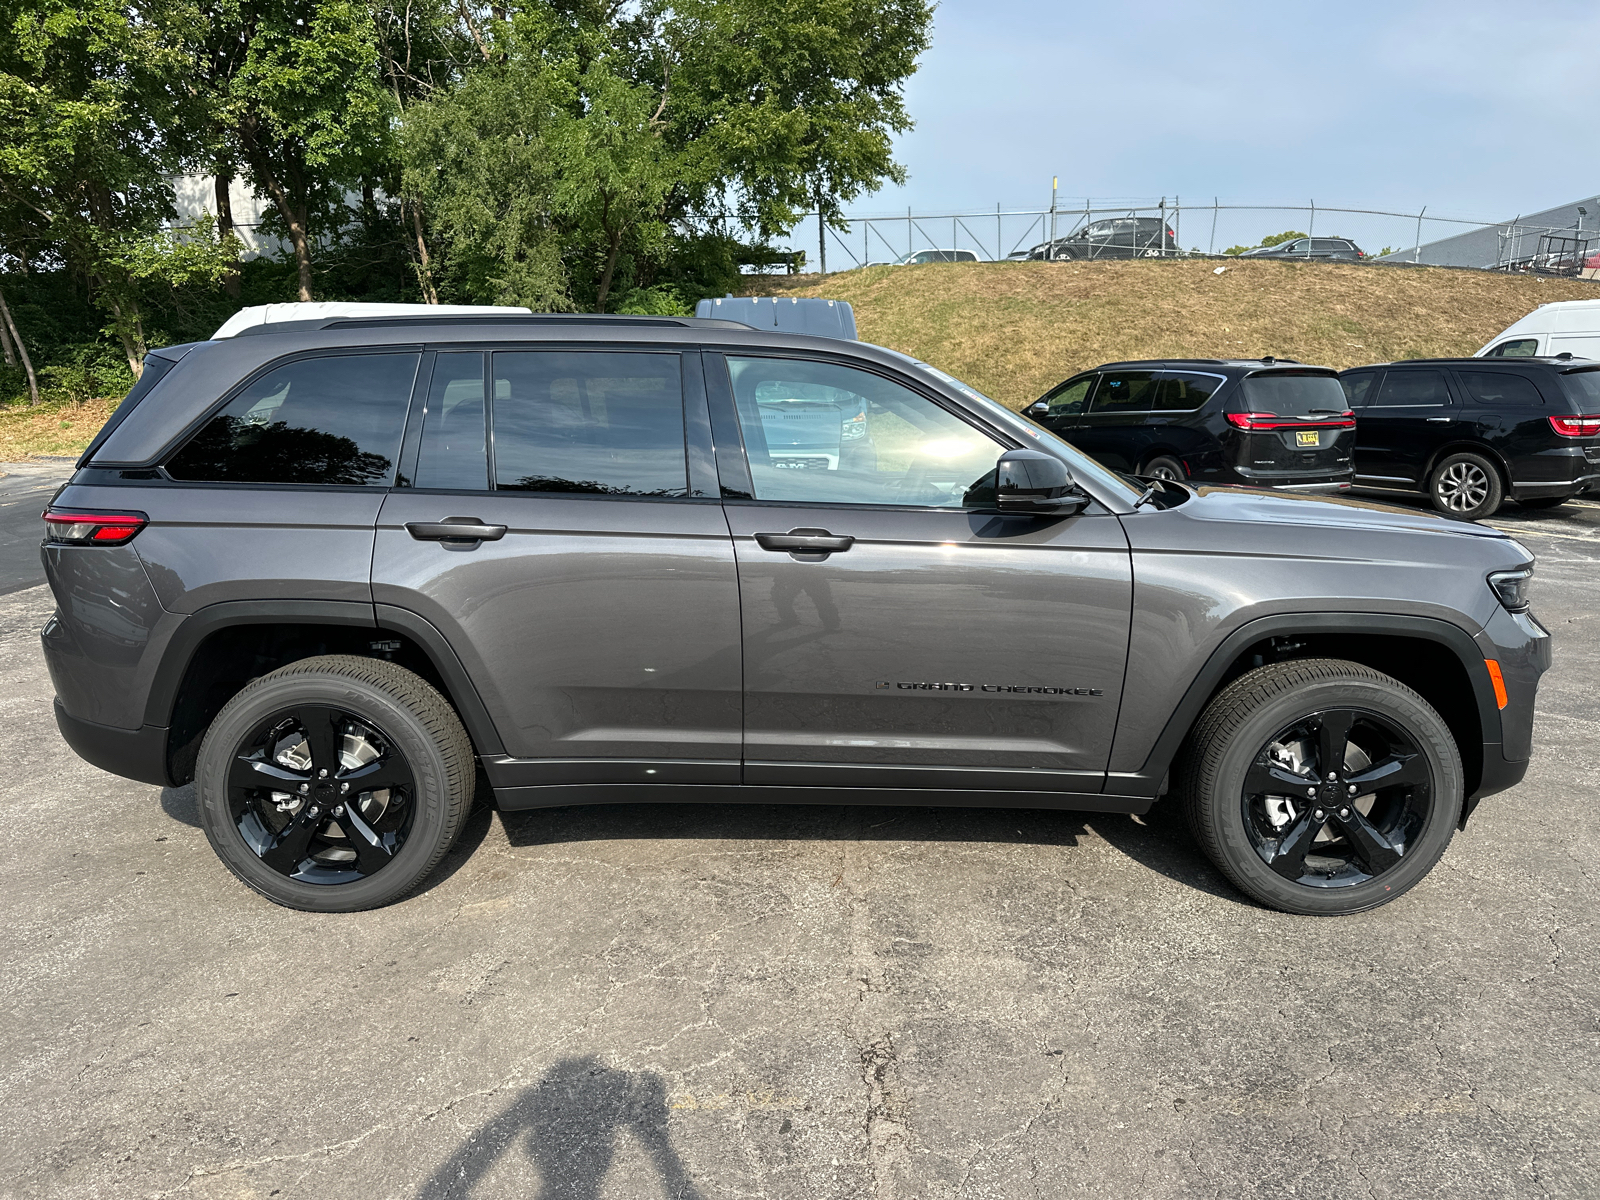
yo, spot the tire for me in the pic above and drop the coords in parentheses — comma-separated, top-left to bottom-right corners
(195, 655, 475, 912)
(1428, 451, 1504, 519)
(1141, 454, 1186, 482)
(1519, 496, 1568, 510)
(1174, 658, 1462, 916)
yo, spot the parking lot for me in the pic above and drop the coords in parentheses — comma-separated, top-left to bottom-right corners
(1, 468, 1597, 1200)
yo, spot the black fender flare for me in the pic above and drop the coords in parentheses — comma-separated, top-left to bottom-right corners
(1103, 612, 1499, 798)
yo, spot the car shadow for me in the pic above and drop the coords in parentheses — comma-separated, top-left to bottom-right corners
(415, 1058, 704, 1199)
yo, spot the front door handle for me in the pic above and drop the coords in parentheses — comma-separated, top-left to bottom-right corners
(406, 517, 507, 543)
(1425, 417, 1451, 423)
(754, 527, 854, 555)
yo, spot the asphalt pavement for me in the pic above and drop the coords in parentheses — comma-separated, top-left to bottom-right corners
(0, 479, 1596, 1199)
(0, 460, 72, 596)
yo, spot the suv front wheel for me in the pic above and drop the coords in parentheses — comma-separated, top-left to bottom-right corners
(195, 655, 475, 912)
(1175, 658, 1462, 916)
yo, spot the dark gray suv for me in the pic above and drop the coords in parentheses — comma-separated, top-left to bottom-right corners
(42, 313, 1550, 916)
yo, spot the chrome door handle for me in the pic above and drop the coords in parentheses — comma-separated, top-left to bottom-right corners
(406, 517, 507, 542)
(1425, 417, 1451, 423)
(754, 528, 854, 554)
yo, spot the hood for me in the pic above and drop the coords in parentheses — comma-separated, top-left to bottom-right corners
(1181, 486, 1513, 541)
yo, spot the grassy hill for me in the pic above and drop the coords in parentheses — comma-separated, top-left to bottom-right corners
(743, 259, 1599, 409)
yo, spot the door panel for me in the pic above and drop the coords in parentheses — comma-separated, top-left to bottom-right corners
(1355, 369, 1456, 484)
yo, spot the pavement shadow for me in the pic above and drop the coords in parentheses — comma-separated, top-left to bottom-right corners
(160, 784, 200, 828)
(416, 1058, 704, 1199)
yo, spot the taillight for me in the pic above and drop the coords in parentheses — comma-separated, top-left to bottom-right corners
(42, 508, 148, 546)
(1549, 415, 1600, 437)
(1226, 410, 1356, 430)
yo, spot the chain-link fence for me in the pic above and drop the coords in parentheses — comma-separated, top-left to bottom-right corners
(782, 197, 1600, 277)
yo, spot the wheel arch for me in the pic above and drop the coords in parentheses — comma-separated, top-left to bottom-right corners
(1107, 614, 1499, 804)
(1423, 440, 1512, 492)
(151, 600, 502, 786)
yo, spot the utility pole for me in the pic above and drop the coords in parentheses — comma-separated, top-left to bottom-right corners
(1050, 177, 1058, 255)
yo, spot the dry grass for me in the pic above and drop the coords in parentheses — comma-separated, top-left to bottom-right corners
(0, 395, 120, 462)
(745, 259, 1600, 408)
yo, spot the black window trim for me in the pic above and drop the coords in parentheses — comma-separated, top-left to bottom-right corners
(157, 346, 424, 488)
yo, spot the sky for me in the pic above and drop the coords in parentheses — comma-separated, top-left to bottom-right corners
(794, 0, 1600, 264)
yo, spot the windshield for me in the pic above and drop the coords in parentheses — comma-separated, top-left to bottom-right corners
(1563, 369, 1600, 411)
(907, 360, 1144, 503)
(1238, 372, 1349, 416)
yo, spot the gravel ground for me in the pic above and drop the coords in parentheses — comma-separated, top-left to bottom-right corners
(0, 494, 1595, 1200)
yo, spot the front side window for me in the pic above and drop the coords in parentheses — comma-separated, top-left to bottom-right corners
(1372, 370, 1451, 407)
(1458, 371, 1543, 407)
(1488, 338, 1540, 358)
(1155, 372, 1221, 411)
(725, 356, 1004, 507)
(166, 353, 419, 485)
(1091, 371, 1160, 414)
(1043, 375, 1095, 418)
(491, 352, 687, 496)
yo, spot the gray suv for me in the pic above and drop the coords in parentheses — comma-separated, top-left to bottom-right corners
(42, 314, 1550, 916)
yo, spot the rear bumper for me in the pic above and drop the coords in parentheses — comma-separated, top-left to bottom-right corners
(54, 700, 170, 788)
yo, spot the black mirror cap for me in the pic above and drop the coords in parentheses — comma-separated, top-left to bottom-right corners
(992, 449, 1088, 515)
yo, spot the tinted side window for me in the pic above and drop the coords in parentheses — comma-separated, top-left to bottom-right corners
(1043, 375, 1095, 418)
(491, 352, 687, 496)
(725, 356, 1004, 508)
(167, 353, 418, 485)
(1341, 371, 1380, 407)
(1311, 239, 1349, 251)
(1372, 370, 1451, 407)
(1156, 372, 1221, 411)
(414, 353, 487, 489)
(1487, 339, 1539, 358)
(1458, 371, 1543, 407)
(1091, 371, 1160, 414)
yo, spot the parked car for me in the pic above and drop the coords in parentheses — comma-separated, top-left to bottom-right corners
(867, 248, 981, 267)
(1339, 357, 1600, 518)
(1242, 238, 1367, 261)
(1024, 358, 1355, 492)
(1016, 217, 1178, 261)
(44, 307, 1547, 917)
(1476, 298, 1600, 361)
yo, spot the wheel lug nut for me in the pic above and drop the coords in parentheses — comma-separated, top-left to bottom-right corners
(1347, 784, 1357, 794)
(1306, 787, 1316, 797)
(1313, 809, 1326, 821)
(341, 782, 349, 793)
(333, 805, 345, 817)
(1326, 772, 1336, 781)
(319, 769, 328, 778)
(1339, 808, 1350, 818)
(308, 806, 320, 818)
(298, 783, 309, 794)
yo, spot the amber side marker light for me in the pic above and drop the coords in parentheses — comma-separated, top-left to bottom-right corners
(1484, 660, 1508, 710)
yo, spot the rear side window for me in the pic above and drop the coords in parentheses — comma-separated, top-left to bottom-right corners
(1562, 370, 1600, 409)
(1487, 338, 1539, 357)
(1311, 239, 1351, 251)
(1457, 371, 1543, 407)
(491, 351, 687, 496)
(414, 353, 488, 489)
(1371, 370, 1451, 407)
(1092, 371, 1160, 413)
(1155, 372, 1221, 411)
(166, 353, 419, 485)
(1340, 371, 1380, 407)
(1238, 372, 1348, 416)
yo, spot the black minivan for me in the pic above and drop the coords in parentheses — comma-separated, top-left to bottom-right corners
(1025, 359, 1356, 491)
(1338, 357, 1600, 519)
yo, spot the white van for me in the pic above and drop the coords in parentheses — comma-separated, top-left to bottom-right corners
(1476, 298, 1600, 360)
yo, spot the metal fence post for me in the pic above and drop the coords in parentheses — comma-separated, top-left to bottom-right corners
(1209, 197, 1218, 255)
(1415, 207, 1426, 263)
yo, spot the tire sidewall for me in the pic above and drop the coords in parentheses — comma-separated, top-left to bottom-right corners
(1430, 451, 1503, 520)
(197, 669, 454, 912)
(1200, 676, 1462, 915)
(1144, 455, 1185, 481)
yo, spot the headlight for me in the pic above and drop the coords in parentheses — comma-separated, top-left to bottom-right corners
(1487, 566, 1533, 612)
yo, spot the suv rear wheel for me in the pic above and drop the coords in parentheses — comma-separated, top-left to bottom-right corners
(1141, 455, 1186, 482)
(1175, 658, 1462, 916)
(1429, 451, 1504, 519)
(195, 655, 475, 912)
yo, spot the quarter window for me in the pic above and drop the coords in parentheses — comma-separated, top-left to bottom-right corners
(725, 356, 1004, 507)
(166, 353, 418, 485)
(1155, 372, 1221, 411)
(1458, 372, 1543, 407)
(1372, 370, 1451, 407)
(490, 352, 687, 496)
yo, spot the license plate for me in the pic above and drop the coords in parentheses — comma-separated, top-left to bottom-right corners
(1296, 431, 1320, 447)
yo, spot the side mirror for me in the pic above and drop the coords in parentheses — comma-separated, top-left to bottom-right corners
(993, 449, 1089, 515)
(1024, 400, 1050, 419)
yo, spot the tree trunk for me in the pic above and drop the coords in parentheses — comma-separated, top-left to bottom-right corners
(238, 119, 315, 301)
(215, 171, 241, 298)
(594, 226, 624, 314)
(815, 181, 827, 275)
(0, 303, 14, 366)
(408, 201, 439, 304)
(103, 291, 147, 379)
(0, 285, 41, 405)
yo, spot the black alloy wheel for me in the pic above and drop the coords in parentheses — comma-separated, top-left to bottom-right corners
(229, 705, 415, 884)
(1240, 707, 1431, 888)
(197, 655, 474, 911)
(1176, 658, 1462, 915)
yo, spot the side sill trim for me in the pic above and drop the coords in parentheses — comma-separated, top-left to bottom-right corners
(482, 757, 739, 787)
(745, 761, 1106, 792)
(493, 782, 1151, 814)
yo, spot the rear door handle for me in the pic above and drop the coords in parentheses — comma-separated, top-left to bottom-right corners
(754, 527, 854, 554)
(406, 517, 507, 542)
(1425, 417, 1451, 423)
